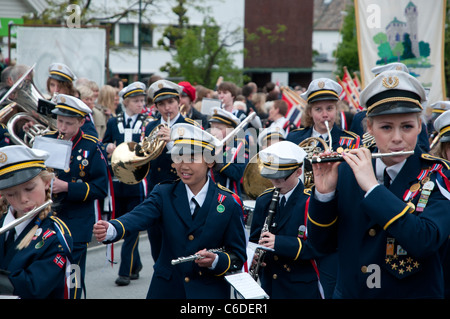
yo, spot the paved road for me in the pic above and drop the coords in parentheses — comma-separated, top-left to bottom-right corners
(84, 232, 153, 299)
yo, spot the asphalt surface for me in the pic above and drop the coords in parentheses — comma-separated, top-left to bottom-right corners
(84, 232, 153, 299)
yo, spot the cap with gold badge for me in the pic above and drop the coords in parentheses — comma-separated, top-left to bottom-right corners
(209, 107, 240, 128)
(430, 101, 450, 116)
(51, 94, 92, 118)
(0, 145, 49, 190)
(259, 141, 307, 179)
(169, 123, 220, 160)
(359, 70, 426, 117)
(433, 110, 450, 143)
(300, 78, 343, 104)
(258, 126, 285, 149)
(48, 62, 76, 83)
(371, 62, 409, 76)
(148, 80, 183, 104)
(119, 81, 146, 99)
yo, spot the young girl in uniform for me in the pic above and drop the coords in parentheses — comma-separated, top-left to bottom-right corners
(0, 146, 72, 298)
(93, 123, 247, 299)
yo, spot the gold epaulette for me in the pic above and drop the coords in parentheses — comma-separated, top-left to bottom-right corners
(257, 187, 276, 198)
(289, 127, 306, 133)
(82, 134, 99, 144)
(50, 215, 72, 237)
(421, 153, 450, 170)
(185, 117, 201, 127)
(342, 129, 360, 140)
(217, 183, 235, 195)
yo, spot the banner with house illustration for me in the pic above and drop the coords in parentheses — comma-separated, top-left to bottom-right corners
(354, 0, 446, 105)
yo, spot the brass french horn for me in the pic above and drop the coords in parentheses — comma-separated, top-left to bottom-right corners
(111, 122, 166, 185)
(242, 153, 273, 200)
(299, 136, 330, 188)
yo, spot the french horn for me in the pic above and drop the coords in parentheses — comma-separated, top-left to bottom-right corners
(111, 112, 257, 185)
(299, 136, 330, 188)
(242, 153, 273, 200)
(0, 64, 57, 147)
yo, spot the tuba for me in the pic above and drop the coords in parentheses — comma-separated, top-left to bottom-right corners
(0, 64, 57, 147)
(242, 153, 273, 199)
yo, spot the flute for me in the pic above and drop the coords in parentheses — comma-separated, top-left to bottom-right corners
(0, 200, 53, 235)
(171, 248, 224, 265)
(310, 150, 414, 163)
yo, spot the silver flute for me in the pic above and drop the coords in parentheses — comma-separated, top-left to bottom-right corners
(311, 150, 414, 163)
(171, 248, 224, 265)
(0, 200, 53, 235)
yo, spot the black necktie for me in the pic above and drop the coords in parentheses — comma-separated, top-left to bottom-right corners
(192, 198, 200, 219)
(383, 168, 391, 188)
(126, 118, 132, 128)
(279, 196, 286, 211)
(4, 228, 16, 255)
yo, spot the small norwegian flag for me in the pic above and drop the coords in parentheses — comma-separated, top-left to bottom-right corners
(54, 254, 66, 268)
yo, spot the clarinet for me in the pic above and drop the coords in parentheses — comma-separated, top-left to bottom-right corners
(171, 248, 224, 265)
(249, 188, 281, 281)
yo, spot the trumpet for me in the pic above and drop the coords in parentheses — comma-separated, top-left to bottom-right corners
(171, 248, 224, 265)
(310, 150, 415, 163)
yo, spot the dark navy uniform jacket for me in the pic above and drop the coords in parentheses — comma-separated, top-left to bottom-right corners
(287, 124, 360, 150)
(250, 184, 322, 299)
(0, 214, 73, 299)
(307, 146, 450, 298)
(106, 179, 247, 299)
(211, 136, 249, 196)
(45, 130, 109, 243)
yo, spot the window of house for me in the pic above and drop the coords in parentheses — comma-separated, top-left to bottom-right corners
(119, 24, 134, 46)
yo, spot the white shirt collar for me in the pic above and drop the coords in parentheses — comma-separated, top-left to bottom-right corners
(3, 206, 33, 240)
(312, 126, 330, 140)
(376, 157, 407, 184)
(185, 178, 210, 215)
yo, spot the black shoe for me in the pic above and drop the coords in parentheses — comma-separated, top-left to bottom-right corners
(115, 276, 130, 286)
(130, 265, 143, 280)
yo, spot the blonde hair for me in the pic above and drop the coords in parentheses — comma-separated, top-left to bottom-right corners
(0, 170, 54, 250)
(302, 100, 340, 128)
(97, 85, 117, 111)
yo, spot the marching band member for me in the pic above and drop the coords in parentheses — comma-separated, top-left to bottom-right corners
(249, 141, 323, 299)
(0, 146, 72, 298)
(145, 79, 201, 261)
(103, 82, 152, 286)
(432, 109, 450, 298)
(178, 81, 209, 129)
(44, 94, 109, 298)
(208, 107, 249, 197)
(46, 62, 77, 97)
(308, 70, 450, 298)
(257, 126, 286, 150)
(287, 78, 360, 150)
(350, 62, 430, 152)
(428, 101, 450, 149)
(93, 123, 247, 299)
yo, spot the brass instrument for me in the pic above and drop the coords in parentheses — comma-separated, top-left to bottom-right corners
(171, 248, 224, 265)
(0, 200, 53, 236)
(299, 136, 330, 188)
(111, 111, 256, 185)
(249, 188, 280, 281)
(242, 154, 273, 200)
(0, 64, 57, 147)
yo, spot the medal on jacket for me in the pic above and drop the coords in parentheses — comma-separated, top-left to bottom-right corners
(217, 194, 226, 213)
(415, 181, 435, 212)
(384, 237, 421, 279)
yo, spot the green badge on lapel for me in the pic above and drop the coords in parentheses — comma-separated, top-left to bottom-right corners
(217, 204, 225, 213)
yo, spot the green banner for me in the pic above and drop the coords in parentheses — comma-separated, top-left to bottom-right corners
(0, 18, 24, 37)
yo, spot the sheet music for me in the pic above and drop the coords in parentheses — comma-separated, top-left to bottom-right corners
(33, 136, 72, 170)
(225, 272, 269, 299)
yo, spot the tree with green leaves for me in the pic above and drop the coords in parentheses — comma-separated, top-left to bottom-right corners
(334, 4, 359, 78)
